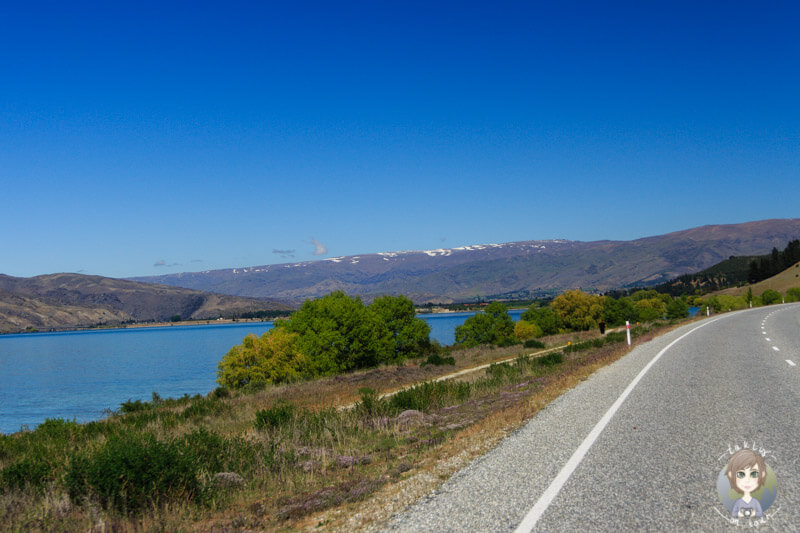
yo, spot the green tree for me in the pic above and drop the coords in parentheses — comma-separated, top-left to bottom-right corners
(633, 298, 666, 322)
(629, 289, 661, 301)
(600, 296, 635, 327)
(760, 289, 782, 306)
(455, 302, 515, 347)
(665, 298, 688, 319)
(280, 291, 392, 375)
(521, 305, 560, 335)
(368, 295, 432, 361)
(514, 320, 542, 341)
(551, 290, 602, 331)
(711, 294, 748, 311)
(217, 328, 308, 388)
(785, 287, 800, 302)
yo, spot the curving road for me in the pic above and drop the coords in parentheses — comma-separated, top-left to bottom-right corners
(382, 304, 800, 532)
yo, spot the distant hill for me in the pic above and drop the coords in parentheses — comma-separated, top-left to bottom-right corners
(0, 274, 292, 333)
(131, 219, 800, 304)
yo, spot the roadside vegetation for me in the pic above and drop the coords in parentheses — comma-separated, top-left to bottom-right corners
(2, 261, 799, 531)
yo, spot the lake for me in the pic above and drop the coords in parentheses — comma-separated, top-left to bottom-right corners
(0, 310, 522, 434)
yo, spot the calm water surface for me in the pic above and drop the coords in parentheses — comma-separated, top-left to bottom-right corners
(0, 310, 522, 434)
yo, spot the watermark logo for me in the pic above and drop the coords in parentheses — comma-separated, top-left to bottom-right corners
(715, 441, 779, 526)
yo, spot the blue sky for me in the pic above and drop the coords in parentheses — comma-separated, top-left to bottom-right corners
(2, 1, 798, 279)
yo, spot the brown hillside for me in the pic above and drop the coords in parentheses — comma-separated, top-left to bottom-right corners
(716, 261, 800, 298)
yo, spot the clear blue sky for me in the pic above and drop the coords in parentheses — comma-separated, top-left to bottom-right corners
(2, 1, 798, 279)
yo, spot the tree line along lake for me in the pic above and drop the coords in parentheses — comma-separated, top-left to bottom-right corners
(0, 310, 523, 434)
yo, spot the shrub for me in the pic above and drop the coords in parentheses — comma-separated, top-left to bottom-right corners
(786, 287, 800, 302)
(563, 338, 605, 353)
(761, 289, 782, 306)
(486, 362, 521, 382)
(604, 331, 626, 343)
(536, 352, 564, 367)
(496, 337, 521, 347)
(65, 432, 201, 514)
(119, 399, 151, 414)
(212, 386, 230, 399)
(421, 354, 455, 367)
(180, 397, 229, 420)
(255, 401, 296, 430)
(1, 457, 54, 492)
(523, 339, 546, 349)
(355, 387, 387, 417)
(35, 418, 81, 441)
(389, 381, 470, 413)
(180, 428, 227, 474)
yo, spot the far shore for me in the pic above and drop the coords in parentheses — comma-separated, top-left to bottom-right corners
(1, 317, 283, 336)
(3, 306, 529, 336)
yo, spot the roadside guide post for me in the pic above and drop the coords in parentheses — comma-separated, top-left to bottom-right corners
(626, 320, 631, 346)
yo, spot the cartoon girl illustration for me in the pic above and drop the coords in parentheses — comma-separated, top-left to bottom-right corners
(725, 449, 767, 518)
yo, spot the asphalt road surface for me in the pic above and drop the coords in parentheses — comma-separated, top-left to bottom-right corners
(382, 304, 800, 532)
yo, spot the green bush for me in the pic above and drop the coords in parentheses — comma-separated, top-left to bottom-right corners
(65, 432, 201, 514)
(761, 289, 782, 305)
(356, 387, 382, 416)
(524, 339, 545, 349)
(180, 397, 229, 420)
(486, 362, 521, 382)
(212, 386, 230, 399)
(1, 456, 54, 492)
(389, 381, 470, 413)
(255, 401, 296, 430)
(119, 399, 151, 414)
(563, 339, 603, 353)
(421, 353, 456, 367)
(35, 418, 81, 440)
(536, 352, 564, 367)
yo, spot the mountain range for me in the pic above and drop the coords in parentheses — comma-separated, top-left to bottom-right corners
(0, 274, 291, 333)
(132, 219, 800, 304)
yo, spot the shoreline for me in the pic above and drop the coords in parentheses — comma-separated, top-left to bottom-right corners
(3, 307, 529, 336)
(0, 317, 283, 336)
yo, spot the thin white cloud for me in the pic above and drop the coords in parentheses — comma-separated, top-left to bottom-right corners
(154, 260, 181, 268)
(273, 248, 296, 258)
(311, 238, 328, 256)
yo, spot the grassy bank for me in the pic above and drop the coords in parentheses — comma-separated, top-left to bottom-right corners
(0, 321, 685, 532)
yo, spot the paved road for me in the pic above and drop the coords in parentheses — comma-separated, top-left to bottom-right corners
(381, 304, 800, 532)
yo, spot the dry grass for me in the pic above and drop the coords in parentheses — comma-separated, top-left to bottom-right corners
(715, 260, 800, 297)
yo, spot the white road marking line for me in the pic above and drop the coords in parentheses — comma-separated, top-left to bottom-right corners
(773, 346, 780, 352)
(787, 360, 796, 367)
(513, 318, 721, 533)
(766, 338, 771, 341)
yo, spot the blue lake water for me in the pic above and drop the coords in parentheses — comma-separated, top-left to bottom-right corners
(0, 310, 522, 434)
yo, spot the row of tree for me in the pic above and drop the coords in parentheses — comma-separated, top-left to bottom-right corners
(217, 292, 432, 388)
(454, 289, 691, 347)
(218, 283, 800, 388)
(748, 240, 800, 283)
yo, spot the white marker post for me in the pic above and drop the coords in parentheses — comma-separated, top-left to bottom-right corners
(626, 320, 631, 346)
